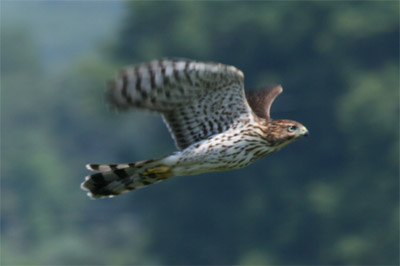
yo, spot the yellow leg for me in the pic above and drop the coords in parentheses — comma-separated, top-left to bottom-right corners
(143, 165, 172, 179)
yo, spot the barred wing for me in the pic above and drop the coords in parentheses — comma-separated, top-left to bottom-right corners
(107, 58, 252, 150)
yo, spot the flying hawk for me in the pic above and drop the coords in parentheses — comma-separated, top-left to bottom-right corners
(81, 58, 309, 198)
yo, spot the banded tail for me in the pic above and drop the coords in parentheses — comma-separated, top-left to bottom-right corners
(81, 158, 173, 198)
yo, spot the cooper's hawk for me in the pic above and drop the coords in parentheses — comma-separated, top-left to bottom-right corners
(81, 58, 309, 198)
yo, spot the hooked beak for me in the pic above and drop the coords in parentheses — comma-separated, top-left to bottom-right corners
(301, 126, 309, 137)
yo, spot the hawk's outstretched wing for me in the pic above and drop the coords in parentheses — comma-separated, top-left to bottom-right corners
(107, 58, 253, 150)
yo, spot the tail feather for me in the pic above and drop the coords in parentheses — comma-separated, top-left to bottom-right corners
(86, 162, 140, 172)
(81, 159, 173, 199)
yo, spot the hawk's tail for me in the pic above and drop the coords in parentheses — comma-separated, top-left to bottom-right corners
(81, 158, 173, 198)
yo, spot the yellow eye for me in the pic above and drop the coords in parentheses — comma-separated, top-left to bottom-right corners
(287, 125, 297, 132)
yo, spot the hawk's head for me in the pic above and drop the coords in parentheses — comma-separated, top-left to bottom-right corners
(266, 119, 309, 147)
(247, 85, 309, 148)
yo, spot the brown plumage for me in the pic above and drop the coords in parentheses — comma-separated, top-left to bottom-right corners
(246, 85, 283, 119)
(81, 58, 308, 198)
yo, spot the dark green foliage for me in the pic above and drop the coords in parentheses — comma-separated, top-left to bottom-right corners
(2, 1, 398, 265)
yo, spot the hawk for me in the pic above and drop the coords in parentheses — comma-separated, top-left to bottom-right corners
(81, 58, 309, 198)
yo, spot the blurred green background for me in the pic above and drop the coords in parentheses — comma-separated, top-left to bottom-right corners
(1, 1, 399, 265)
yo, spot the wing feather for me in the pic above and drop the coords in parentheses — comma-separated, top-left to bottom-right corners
(107, 58, 252, 150)
(246, 85, 283, 120)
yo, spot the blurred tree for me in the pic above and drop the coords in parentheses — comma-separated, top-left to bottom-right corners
(1, 26, 154, 265)
(2, 1, 398, 265)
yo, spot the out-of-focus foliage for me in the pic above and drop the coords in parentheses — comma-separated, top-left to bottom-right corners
(1, 1, 398, 265)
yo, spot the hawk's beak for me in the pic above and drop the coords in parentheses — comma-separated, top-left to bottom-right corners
(301, 126, 309, 137)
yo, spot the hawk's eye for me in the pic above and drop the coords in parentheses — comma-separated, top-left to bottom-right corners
(287, 125, 297, 132)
